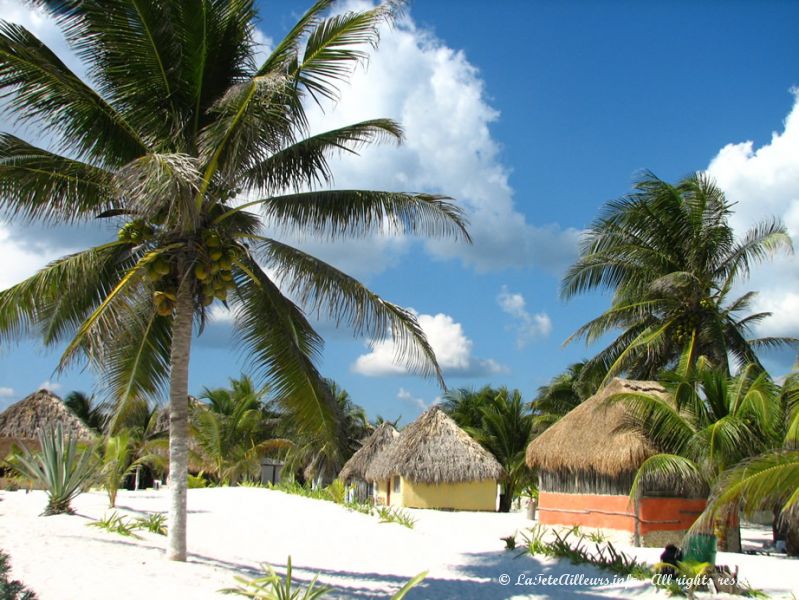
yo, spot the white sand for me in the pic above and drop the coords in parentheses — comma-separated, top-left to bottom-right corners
(1, 488, 797, 599)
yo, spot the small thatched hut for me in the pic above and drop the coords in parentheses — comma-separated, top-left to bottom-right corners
(339, 423, 398, 503)
(366, 406, 503, 511)
(526, 378, 706, 547)
(0, 389, 94, 459)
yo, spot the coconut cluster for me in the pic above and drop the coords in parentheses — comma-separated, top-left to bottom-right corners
(194, 231, 238, 307)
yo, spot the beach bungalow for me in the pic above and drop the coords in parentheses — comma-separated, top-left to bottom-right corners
(365, 406, 503, 511)
(0, 389, 94, 460)
(526, 378, 707, 547)
(339, 422, 399, 503)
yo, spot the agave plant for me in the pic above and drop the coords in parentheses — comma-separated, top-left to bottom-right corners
(6, 424, 97, 515)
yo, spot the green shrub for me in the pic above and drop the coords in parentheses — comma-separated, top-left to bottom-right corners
(133, 513, 167, 536)
(376, 506, 416, 529)
(88, 512, 140, 538)
(188, 472, 208, 488)
(0, 550, 37, 599)
(5, 425, 97, 515)
(501, 533, 517, 551)
(221, 556, 426, 600)
(325, 480, 345, 505)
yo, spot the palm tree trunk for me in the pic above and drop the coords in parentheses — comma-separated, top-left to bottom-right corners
(166, 276, 193, 561)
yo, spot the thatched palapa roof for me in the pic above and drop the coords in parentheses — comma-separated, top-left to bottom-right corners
(526, 378, 666, 477)
(0, 389, 94, 458)
(366, 406, 503, 484)
(339, 423, 398, 482)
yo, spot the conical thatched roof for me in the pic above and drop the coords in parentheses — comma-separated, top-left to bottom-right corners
(366, 406, 503, 484)
(339, 423, 398, 482)
(0, 389, 95, 458)
(0, 389, 93, 440)
(526, 378, 666, 477)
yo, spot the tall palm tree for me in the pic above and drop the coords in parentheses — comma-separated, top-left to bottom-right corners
(615, 363, 781, 550)
(0, 0, 468, 560)
(562, 172, 793, 383)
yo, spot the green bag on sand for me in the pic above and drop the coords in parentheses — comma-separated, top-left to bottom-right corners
(683, 533, 717, 564)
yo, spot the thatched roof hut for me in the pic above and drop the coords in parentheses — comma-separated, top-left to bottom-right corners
(0, 389, 94, 458)
(366, 406, 503, 484)
(339, 423, 398, 482)
(526, 378, 665, 476)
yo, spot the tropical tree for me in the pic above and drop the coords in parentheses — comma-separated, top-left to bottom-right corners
(443, 386, 534, 512)
(0, 0, 468, 560)
(530, 361, 601, 433)
(63, 391, 108, 434)
(467, 388, 534, 513)
(111, 397, 168, 490)
(282, 379, 371, 485)
(562, 172, 793, 383)
(441, 386, 497, 431)
(614, 363, 782, 550)
(698, 371, 799, 554)
(98, 430, 138, 507)
(193, 374, 287, 484)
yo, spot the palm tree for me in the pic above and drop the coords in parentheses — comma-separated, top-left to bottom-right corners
(282, 379, 371, 485)
(615, 363, 781, 550)
(466, 388, 534, 513)
(443, 386, 533, 512)
(0, 0, 468, 560)
(441, 386, 496, 431)
(698, 371, 799, 554)
(111, 397, 169, 489)
(63, 391, 108, 434)
(193, 375, 287, 484)
(562, 172, 793, 382)
(531, 361, 601, 432)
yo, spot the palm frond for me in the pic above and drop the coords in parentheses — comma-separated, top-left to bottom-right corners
(231, 256, 338, 445)
(240, 119, 403, 195)
(230, 190, 470, 242)
(259, 237, 444, 387)
(0, 134, 114, 223)
(0, 20, 148, 164)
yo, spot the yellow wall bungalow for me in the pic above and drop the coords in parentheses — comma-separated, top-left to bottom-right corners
(365, 406, 503, 512)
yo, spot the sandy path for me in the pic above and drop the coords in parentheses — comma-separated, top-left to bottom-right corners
(1, 488, 796, 599)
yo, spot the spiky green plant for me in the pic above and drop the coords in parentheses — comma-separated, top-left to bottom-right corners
(88, 511, 140, 538)
(376, 506, 416, 529)
(5, 424, 97, 515)
(133, 513, 167, 536)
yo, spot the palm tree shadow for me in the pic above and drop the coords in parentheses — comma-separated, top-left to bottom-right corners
(188, 550, 650, 599)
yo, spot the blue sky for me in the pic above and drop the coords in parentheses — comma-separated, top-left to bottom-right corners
(1, 0, 798, 421)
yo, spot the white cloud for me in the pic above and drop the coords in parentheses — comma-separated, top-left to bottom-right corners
(706, 91, 799, 338)
(0, 224, 69, 290)
(497, 285, 552, 348)
(37, 379, 62, 393)
(0, 387, 14, 398)
(294, 2, 579, 274)
(396, 387, 428, 411)
(352, 311, 507, 378)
